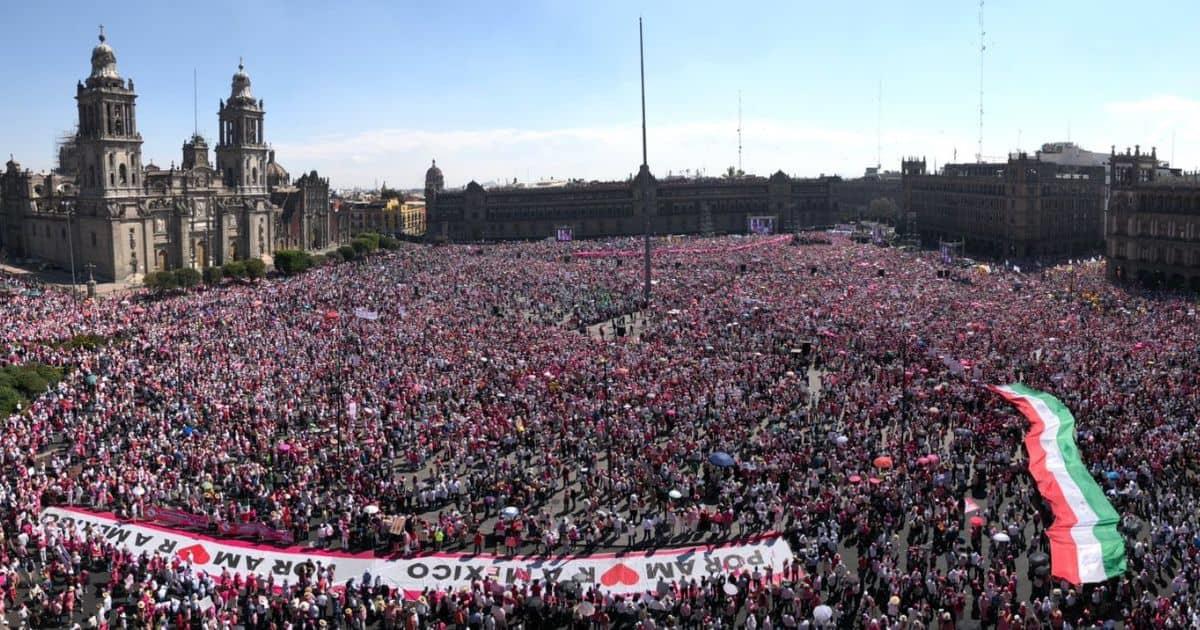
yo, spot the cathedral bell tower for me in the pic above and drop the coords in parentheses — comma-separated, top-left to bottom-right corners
(215, 60, 268, 194)
(75, 27, 144, 199)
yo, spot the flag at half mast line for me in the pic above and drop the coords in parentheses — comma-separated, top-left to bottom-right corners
(990, 384, 1126, 584)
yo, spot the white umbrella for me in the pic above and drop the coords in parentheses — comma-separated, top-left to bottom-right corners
(992, 532, 1011, 543)
(363, 505, 380, 515)
(834, 435, 849, 446)
(501, 506, 520, 519)
(575, 601, 595, 617)
(668, 490, 683, 500)
(814, 605, 833, 623)
(722, 582, 738, 596)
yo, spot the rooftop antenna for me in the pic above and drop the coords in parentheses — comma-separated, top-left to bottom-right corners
(737, 90, 743, 174)
(876, 79, 882, 169)
(976, 0, 985, 163)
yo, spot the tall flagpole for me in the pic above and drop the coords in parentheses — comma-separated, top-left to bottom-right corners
(640, 17, 651, 307)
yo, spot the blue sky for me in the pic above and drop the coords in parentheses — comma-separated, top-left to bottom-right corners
(3, 0, 1199, 188)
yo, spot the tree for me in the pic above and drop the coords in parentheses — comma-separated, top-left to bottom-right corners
(174, 267, 202, 289)
(868, 197, 899, 222)
(244, 258, 267, 280)
(379, 235, 400, 250)
(338, 245, 358, 261)
(143, 271, 177, 293)
(141, 271, 161, 291)
(0, 363, 64, 416)
(724, 166, 745, 179)
(273, 249, 313, 275)
(357, 232, 381, 251)
(223, 260, 247, 280)
(203, 265, 224, 285)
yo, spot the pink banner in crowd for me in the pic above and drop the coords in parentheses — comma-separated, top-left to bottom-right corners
(145, 505, 293, 544)
(217, 521, 296, 545)
(144, 505, 212, 529)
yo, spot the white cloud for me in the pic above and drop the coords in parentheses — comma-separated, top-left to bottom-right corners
(272, 119, 969, 189)
(1104, 94, 1200, 116)
(1100, 94, 1200, 169)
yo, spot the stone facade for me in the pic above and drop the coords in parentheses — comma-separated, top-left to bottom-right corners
(398, 199, 426, 237)
(271, 168, 333, 251)
(1107, 163, 1200, 291)
(836, 167, 902, 224)
(0, 32, 284, 282)
(902, 153, 1106, 261)
(424, 163, 839, 242)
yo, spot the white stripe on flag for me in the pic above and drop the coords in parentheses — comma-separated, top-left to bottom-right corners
(1020, 390, 1108, 583)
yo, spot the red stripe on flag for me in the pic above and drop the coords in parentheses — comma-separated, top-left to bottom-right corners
(991, 386, 1081, 584)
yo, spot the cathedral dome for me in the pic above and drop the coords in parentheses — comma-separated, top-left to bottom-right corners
(266, 160, 288, 181)
(90, 30, 120, 80)
(266, 150, 289, 187)
(425, 160, 444, 192)
(230, 60, 253, 101)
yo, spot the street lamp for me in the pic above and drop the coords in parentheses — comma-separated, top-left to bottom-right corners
(341, 332, 361, 464)
(596, 357, 613, 472)
(63, 200, 78, 296)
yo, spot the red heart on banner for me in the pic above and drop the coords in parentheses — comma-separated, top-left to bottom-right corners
(177, 544, 210, 565)
(600, 562, 640, 587)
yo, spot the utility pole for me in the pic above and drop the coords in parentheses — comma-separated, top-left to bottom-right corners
(737, 90, 743, 174)
(639, 17, 652, 307)
(976, 0, 985, 163)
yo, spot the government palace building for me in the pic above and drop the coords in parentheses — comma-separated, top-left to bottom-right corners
(423, 162, 841, 242)
(0, 31, 328, 282)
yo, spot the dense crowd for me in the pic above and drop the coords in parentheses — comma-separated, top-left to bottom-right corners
(1, 234, 1199, 628)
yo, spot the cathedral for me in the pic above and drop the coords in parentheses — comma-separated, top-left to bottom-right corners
(0, 30, 302, 282)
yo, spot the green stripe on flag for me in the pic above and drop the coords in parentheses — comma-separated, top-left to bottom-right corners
(1005, 383, 1126, 580)
(1026, 388, 1126, 579)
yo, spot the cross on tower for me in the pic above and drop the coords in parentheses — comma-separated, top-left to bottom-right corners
(98, 24, 105, 42)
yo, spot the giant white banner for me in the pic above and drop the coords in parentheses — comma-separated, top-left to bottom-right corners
(41, 507, 793, 595)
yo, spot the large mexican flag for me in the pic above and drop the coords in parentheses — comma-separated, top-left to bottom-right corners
(990, 384, 1126, 584)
